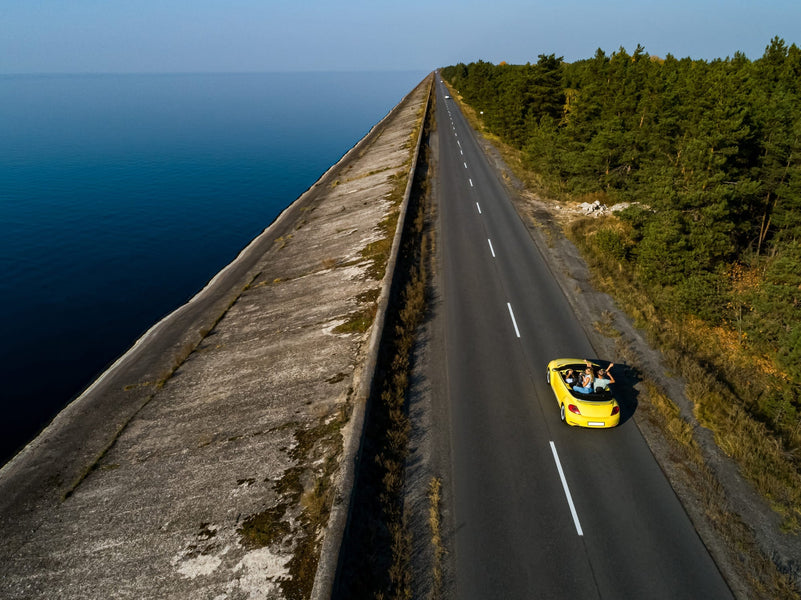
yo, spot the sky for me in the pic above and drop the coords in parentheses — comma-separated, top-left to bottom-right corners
(2, 0, 800, 73)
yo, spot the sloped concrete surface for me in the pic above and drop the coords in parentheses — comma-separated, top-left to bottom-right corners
(0, 76, 431, 599)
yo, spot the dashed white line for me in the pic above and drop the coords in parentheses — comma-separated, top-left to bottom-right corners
(488, 239, 496, 258)
(469, 178, 473, 187)
(507, 302, 521, 338)
(476, 202, 482, 214)
(464, 162, 468, 169)
(550, 441, 584, 536)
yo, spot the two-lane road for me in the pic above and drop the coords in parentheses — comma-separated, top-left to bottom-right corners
(433, 77, 733, 599)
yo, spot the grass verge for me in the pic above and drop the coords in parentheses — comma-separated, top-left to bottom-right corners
(636, 379, 800, 599)
(428, 477, 444, 600)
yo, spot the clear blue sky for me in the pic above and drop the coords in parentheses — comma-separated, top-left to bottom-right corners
(2, 0, 799, 73)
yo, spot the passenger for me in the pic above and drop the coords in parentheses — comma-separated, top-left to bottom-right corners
(594, 363, 615, 392)
(564, 369, 576, 386)
(572, 364, 594, 394)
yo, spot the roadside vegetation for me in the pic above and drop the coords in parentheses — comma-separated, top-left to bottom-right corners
(334, 90, 434, 600)
(427, 476, 445, 599)
(442, 37, 801, 597)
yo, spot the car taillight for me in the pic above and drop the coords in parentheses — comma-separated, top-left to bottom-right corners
(568, 404, 581, 415)
(611, 406, 620, 416)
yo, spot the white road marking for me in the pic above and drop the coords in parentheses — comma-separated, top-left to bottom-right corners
(464, 162, 468, 169)
(469, 178, 473, 187)
(460, 149, 464, 155)
(457, 140, 461, 148)
(550, 441, 584, 536)
(476, 202, 482, 214)
(507, 302, 521, 338)
(488, 239, 496, 257)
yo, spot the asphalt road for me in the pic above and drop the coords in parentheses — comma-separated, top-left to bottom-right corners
(433, 77, 734, 599)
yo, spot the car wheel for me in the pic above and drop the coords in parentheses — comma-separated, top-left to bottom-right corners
(560, 403, 566, 423)
(546, 369, 551, 384)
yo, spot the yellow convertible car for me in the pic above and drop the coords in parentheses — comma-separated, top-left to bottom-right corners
(546, 358, 620, 428)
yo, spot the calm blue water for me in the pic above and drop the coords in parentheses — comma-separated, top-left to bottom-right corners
(0, 71, 426, 464)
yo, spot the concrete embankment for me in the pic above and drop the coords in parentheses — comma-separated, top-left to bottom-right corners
(0, 74, 432, 599)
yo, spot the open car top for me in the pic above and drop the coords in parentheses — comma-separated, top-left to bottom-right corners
(554, 363, 614, 401)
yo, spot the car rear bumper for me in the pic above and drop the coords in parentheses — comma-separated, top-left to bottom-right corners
(566, 412, 620, 428)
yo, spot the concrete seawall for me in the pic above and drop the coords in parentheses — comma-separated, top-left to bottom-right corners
(0, 74, 432, 599)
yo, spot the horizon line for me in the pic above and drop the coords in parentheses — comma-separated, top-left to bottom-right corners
(0, 68, 434, 77)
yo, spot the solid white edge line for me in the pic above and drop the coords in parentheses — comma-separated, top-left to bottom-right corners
(550, 441, 584, 536)
(488, 238, 495, 257)
(506, 302, 521, 338)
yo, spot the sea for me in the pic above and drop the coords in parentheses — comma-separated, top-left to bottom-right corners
(0, 70, 427, 466)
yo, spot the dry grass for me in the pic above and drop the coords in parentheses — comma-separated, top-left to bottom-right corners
(642, 382, 701, 459)
(692, 381, 801, 532)
(427, 477, 444, 600)
(593, 310, 622, 339)
(638, 381, 800, 599)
